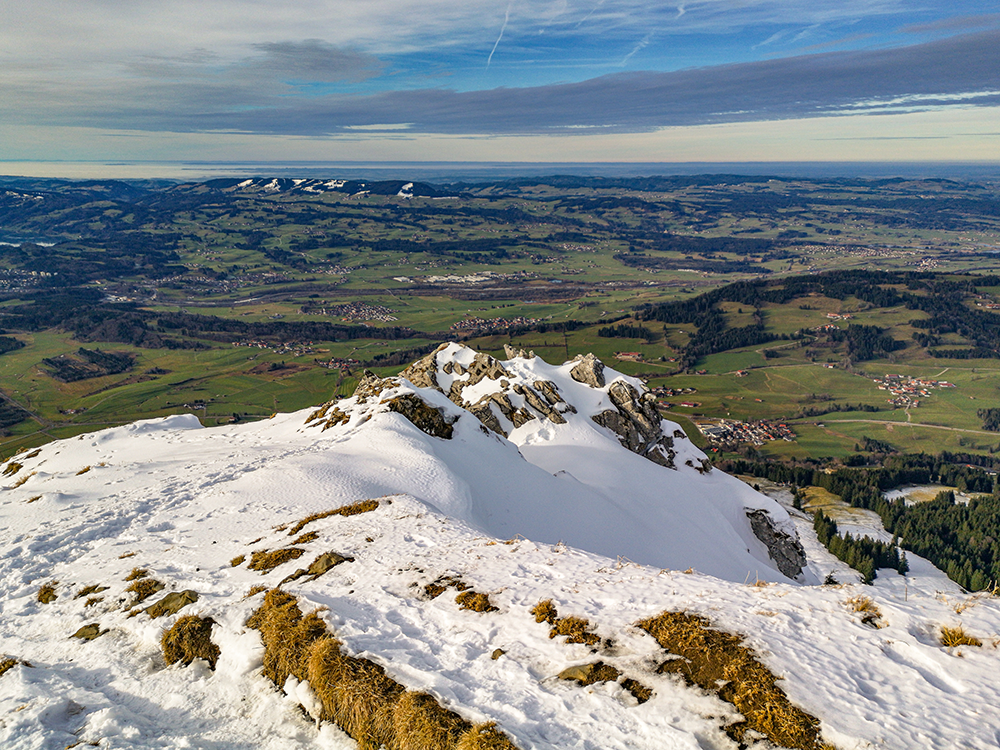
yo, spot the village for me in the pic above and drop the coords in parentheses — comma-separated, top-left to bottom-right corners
(871, 373, 956, 408)
(695, 419, 796, 446)
(450, 315, 541, 335)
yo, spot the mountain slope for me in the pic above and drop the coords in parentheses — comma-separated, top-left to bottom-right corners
(0, 348, 998, 750)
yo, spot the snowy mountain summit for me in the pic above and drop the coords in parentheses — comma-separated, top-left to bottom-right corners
(1, 345, 999, 750)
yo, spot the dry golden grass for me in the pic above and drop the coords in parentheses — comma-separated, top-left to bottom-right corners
(847, 596, 884, 628)
(125, 578, 164, 604)
(248, 588, 519, 750)
(455, 591, 498, 613)
(393, 691, 471, 750)
(940, 625, 982, 648)
(424, 575, 469, 600)
(2, 461, 22, 476)
(530, 599, 558, 625)
(531, 600, 602, 646)
(621, 678, 653, 705)
(12, 471, 36, 488)
(455, 723, 519, 750)
(243, 584, 269, 599)
(26, 495, 42, 504)
(74, 584, 109, 600)
(84, 596, 104, 608)
(118, 551, 137, 559)
(230, 555, 245, 567)
(0, 658, 20, 677)
(37, 582, 57, 604)
(291, 531, 320, 545)
(248, 548, 305, 573)
(124, 567, 148, 581)
(24, 449, 40, 459)
(638, 611, 823, 750)
(162, 615, 220, 669)
(76, 466, 91, 475)
(287, 499, 380, 536)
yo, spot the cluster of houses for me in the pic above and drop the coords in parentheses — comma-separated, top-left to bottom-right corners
(696, 419, 796, 446)
(321, 302, 397, 322)
(317, 356, 361, 372)
(232, 339, 317, 357)
(450, 316, 540, 335)
(872, 374, 956, 408)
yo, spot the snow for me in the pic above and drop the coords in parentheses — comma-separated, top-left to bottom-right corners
(1, 349, 999, 749)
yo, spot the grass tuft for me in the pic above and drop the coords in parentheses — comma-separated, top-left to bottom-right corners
(455, 590, 498, 613)
(291, 531, 320, 545)
(393, 691, 471, 750)
(455, 723, 519, 750)
(37, 582, 57, 604)
(125, 578, 164, 604)
(162, 615, 220, 669)
(84, 596, 104, 608)
(531, 600, 602, 646)
(118, 551, 137, 559)
(638, 611, 823, 750)
(12, 472, 36, 488)
(124, 567, 148, 581)
(230, 555, 245, 567)
(26, 495, 42, 503)
(530, 599, 558, 625)
(74, 584, 109, 600)
(243, 584, 269, 599)
(2, 461, 22, 477)
(940, 625, 982, 648)
(846, 596, 884, 628)
(424, 575, 469, 600)
(76, 466, 91, 475)
(248, 547, 305, 574)
(287, 499, 380, 537)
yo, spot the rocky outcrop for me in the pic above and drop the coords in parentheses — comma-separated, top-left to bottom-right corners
(385, 394, 456, 439)
(570, 353, 605, 388)
(592, 381, 676, 468)
(746, 509, 806, 579)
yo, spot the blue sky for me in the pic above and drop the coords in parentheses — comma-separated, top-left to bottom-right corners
(2, 1, 998, 169)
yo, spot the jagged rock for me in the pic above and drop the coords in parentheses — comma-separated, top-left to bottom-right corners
(468, 398, 507, 436)
(400, 343, 449, 390)
(385, 393, 456, 439)
(354, 371, 399, 403)
(746, 509, 806, 579)
(280, 551, 353, 585)
(145, 590, 199, 619)
(570, 353, 605, 388)
(592, 380, 676, 468)
(503, 344, 534, 359)
(448, 351, 509, 404)
(513, 384, 566, 424)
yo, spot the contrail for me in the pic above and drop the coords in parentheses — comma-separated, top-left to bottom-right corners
(621, 33, 651, 65)
(486, 1, 513, 69)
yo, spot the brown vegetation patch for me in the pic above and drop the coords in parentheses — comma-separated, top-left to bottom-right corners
(248, 588, 519, 750)
(847, 596, 884, 628)
(621, 678, 653, 705)
(24, 449, 41, 459)
(230, 555, 245, 567)
(3, 461, 22, 477)
(74, 585, 109, 599)
(124, 567, 148, 581)
(125, 578, 164, 604)
(940, 625, 982, 648)
(287, 499, 380, 537)
(118, 551, 137, 559)
(26, 495, 42, 504)
(0, 657, 30, 678)
(37, 582, 57, 604)
(243, 584, 269, 599)
(456, 590, 498, 613)
(248, 547, 306, 574)
(424, 575, 470, 600)
(531, 600, 601, 646)
(638, 611, 823, 750)
(292, 531, 320, 545)
(76, 466, 91, 475)
(162, 615, 220, 669)
(13, 472, 36, 488)
(84, 596, 104, 608)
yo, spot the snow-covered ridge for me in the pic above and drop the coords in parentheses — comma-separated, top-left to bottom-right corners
(1, 346, 998, 749)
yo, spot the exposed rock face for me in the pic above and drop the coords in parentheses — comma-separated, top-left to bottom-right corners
(145, 590, 199, 619)
(746, 509, 807, 579)
(570, 353, 605, 388)
(399, 343, 448, 390)
(592, 381, 676, 469)
(385, 394, 456, 439)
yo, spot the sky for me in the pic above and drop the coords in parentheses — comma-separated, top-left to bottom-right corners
(2, 0, 999, 172)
